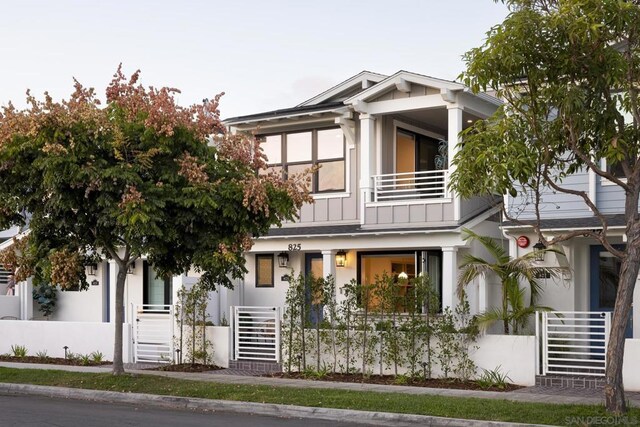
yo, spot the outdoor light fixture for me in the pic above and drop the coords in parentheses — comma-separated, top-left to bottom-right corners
(127, 262, 135, 274)
(86, 264, 98, 276)
(533, 241, 546, 262)
(335, 250, 347, 268)
(277, 252, 289, 268)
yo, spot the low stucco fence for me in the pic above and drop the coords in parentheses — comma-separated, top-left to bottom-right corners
(0, 296, 19, 319)
(0, 320, 132, 362)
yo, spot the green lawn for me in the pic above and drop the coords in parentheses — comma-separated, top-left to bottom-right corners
(0, 367, 636, 426)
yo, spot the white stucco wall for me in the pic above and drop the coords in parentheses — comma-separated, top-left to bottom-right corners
(623, 339, 640, 391)
(0, 320, 132, 362)
(205, 326, 230, 368)
(0, 296, 20, 319)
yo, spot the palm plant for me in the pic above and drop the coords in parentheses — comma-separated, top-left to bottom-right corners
(457, 229, 567, 335)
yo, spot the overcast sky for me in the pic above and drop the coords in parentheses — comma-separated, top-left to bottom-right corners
(0, 1, 508, 119)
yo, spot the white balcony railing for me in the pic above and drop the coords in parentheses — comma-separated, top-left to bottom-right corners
(372, 169, 449, 202)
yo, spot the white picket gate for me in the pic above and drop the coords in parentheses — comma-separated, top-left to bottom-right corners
(536, 311, 611, 377)
(132, 304, 174, 364)
(232, 306, 281, 362)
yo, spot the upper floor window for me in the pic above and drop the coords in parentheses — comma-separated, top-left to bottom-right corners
(259, 127, 345, 193)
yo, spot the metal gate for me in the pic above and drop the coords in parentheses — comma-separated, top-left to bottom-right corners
(537, 311, 611, 377)
(232, 306, 281, 362)
(132, 304, 174, 364)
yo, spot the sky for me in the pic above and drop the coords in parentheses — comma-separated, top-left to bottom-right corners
(0, 1, 508, 119)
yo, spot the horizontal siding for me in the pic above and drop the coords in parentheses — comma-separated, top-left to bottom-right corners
(508, 171, 592, 220)
(597, 177, 626, 215)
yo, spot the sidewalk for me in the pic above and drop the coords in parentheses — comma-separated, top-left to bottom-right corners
(1, 361, 638, 408)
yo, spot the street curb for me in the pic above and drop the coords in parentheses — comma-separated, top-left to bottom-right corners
(0, 382, 552, 427)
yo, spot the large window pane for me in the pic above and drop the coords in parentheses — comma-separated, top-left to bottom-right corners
(287, 163, 313, 191)
(286, 132, 312, 162)
(317, 128, 344, 160)
(256, 254, 274, 288)
(144, 262, 171, 307)
(317, 160, 345, 192)
(261, 135, 282, 164)
(360, 253, 415, 311)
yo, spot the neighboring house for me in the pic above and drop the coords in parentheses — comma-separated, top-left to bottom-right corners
(503, 165, 640, 339)
(222, 70, 503, 320)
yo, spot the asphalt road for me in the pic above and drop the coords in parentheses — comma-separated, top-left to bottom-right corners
(0, 394, 367, 426)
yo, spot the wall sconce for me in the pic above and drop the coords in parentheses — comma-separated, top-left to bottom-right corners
(533, 241, 546, 262)
(335, 250, 347, 268)
(277, 252, 289, 268)
(86, 264, 98, 276)
(127, 262, 135, 274)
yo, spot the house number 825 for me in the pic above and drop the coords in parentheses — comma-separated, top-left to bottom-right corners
(288, 243, 301, 251)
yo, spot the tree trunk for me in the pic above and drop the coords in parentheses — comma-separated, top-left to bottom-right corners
(112, 265, 127, 375)
(605, 238, 640, 413)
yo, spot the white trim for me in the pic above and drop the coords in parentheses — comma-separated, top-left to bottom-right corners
(600, 158, 628, 186)
(227, 107, 350, 127)
(312, 192, 351, 200)
(297, 71, 387, 107)
(366, 198, 452, 208)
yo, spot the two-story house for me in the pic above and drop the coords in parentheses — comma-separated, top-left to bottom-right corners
(220, 70, 503, 320)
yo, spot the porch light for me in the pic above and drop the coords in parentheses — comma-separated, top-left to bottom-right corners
(86, 264, 98, 276)
(335, 250, 347, 268)
(277, 252, 289, 268)
(533, 241, 546, 262)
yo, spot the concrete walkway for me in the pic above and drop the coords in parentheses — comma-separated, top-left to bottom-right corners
(1, 361, 638, 408)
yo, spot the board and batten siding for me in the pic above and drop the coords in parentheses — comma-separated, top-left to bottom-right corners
(596, 177, 626, 215)
(364, 201, 455, 226)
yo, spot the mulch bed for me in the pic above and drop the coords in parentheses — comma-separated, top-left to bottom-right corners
(265, 372, 522, 392)
(149, 363, 223, 373)
(0, 355, 110, 366)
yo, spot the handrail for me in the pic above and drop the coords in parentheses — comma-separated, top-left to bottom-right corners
(372, 169, 449, 202)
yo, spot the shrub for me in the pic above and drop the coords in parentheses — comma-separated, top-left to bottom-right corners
(477, 366, 512, 390)
(11, 345, 27, 358)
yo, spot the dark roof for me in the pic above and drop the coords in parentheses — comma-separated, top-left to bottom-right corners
(266, 223, 458, 238)
(224, 101, 346, 125)
(502, 215, 626, 230)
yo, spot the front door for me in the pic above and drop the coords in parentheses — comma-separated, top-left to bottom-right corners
(589, 245, 632, 337)
(305, 253, 323, 325)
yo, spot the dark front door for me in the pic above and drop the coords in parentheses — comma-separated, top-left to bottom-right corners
(305, 253, 323, 326)
(589, 245, 632, 338)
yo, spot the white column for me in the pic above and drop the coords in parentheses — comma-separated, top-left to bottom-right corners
(442, 247, 459, 310)
(359, 113, 376, 222)
(108, 260, 117, 323)
(478, 274, 487, 313)
(322, 250, 336, 280)
(17, 278, 33, 320)
(447, 107, 463, 221)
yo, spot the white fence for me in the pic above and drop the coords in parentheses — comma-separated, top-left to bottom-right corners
(232, 306, 281, 362)
(372, 169, 449, 202)
(0, 320, 131, 361)
(0, 296, 20, 319)
(132, 304, 174, 364)
(537, 311, 611, 377)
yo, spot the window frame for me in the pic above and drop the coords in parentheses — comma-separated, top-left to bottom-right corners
(142, 260, 172, 309)
(255, 254, 275, 288)
(259, 126, 346, 194)
(601, 158, 628, 186)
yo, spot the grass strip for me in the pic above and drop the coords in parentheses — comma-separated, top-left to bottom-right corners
(0, 367, 636, 426)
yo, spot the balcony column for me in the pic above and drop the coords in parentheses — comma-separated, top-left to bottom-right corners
(447, 106, 463, 221)
(359, 113, 376, 222)
(442, 246, 459, 311)
(321, 250, 336, 280)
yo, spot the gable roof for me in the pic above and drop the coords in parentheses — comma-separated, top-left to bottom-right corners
(296, 71, 387, 107)
(344, 70, 501, 106)
(224, 101, 347, 126)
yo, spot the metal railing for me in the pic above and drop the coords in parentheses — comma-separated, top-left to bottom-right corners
(132, 304, 174, 364)
(372, 169, 449, 202)
(232, 306, 281, 362)
(536, 311, 611, 377)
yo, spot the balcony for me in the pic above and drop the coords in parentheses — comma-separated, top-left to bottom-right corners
(372, 169, 449, 203)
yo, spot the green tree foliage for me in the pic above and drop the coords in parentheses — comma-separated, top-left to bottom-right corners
(0, 66, 310, 374)
(457, 229, 565, 334)
(450, 0, 640, 413)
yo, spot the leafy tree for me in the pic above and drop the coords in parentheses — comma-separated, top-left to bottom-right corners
(457, 230, 564, 334)
(0, 66, 310, 374)
(450, 0, 640, 413)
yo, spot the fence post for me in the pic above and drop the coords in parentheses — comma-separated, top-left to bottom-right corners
(541, 311, 548, 376)
(275, 306, 281, 363)
(534, 311, 540, 376)
(231, 306, 237, 361)
(604, 311, 611, 370)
